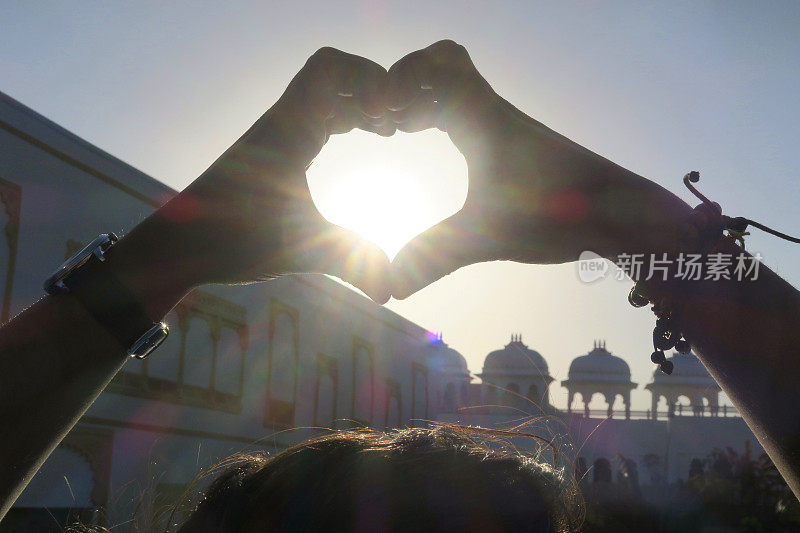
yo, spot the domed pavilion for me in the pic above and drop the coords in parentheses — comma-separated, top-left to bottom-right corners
(478, 334, 553, 411)
(428, 333, 471, 413)
(644, 348, 721, 418)
(561, 341, 637, 419)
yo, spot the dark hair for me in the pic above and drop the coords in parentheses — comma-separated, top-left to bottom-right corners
(176, 425, 581, 532)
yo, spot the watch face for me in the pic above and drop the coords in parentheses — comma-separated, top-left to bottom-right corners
(129, 322, 170, 359)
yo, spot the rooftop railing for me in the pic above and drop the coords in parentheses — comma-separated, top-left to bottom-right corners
(567, 404, 740, 420)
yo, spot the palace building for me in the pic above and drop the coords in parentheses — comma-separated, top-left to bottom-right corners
(0, 92, 762, 531)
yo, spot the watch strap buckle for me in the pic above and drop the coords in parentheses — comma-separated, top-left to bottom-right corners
(129, 322, 170, 359)
(43, 233, 118, 295)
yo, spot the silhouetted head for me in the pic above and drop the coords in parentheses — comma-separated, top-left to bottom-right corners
(178, 426, 580, 532)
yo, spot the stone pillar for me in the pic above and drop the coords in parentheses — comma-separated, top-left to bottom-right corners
(604, 393, 615, 418)
(582, 391, 590, 418)
(651, 393, 659, 420)
(623, 391, 631, 420)
(690, 393, 704, 417)
(707, 393, 719, 417)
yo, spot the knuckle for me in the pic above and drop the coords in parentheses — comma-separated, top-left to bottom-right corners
(313, 46, 340, 58)
(430, 39, 468, 60)
(305, 47, 339, 70)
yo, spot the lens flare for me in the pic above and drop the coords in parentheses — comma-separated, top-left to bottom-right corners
(307, 130, 468, 261)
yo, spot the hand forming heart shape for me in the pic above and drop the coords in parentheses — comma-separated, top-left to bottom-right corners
(385, 40, 640, 300)
(384, 41, 683, 300)
(173, 40, 671, 307)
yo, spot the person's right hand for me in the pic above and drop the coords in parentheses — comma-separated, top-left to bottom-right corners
(141, 47, 396, 305)
(387, 40, 688, 299)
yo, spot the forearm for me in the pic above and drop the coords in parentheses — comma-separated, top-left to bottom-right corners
(537, 127, 693, 258)
(514, 106, 800, 495)
(664, 242, 800, 497)
(576, 152, 800, 494)
(0, 295, 127, 519)
(0, 198, 195, 518)
(504, 105, 694, 261)
(0, 46, 392, 520)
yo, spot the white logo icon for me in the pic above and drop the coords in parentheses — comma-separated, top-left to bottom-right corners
(577, 251, 608, 283)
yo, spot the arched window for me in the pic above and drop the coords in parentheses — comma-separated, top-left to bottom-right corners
(503, 382, 520, 407)
(314, 353, 337, 427)
(265, 301, 298, 427)
(618, 456, 639, 488)
(527, 384, 539, 404)
(443, 382, 456, 412)
(643, 454, 663, 485)
(385, 379, 402, 428)
(182, 316, 214, 388)
(676, 395, 692, 417)
(352, 339, 373, 424)
(412, 363, 428, 425)
(593, 458, 612, 483)
(270, 315, 295, 401)
(215, 326, 244, 395)
(109, 291, 247, 410)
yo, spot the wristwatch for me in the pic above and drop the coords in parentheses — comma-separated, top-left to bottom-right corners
(44, 233, 169, 359)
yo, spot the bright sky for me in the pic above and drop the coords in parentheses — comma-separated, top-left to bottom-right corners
(3, 2, 799, 411)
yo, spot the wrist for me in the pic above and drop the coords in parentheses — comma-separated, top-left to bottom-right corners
(584, 164, 694, 262)
(514, 119, 694, 262)
(104, 209, 197, 322)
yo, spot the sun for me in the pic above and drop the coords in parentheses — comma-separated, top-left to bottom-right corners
(306, 130, 468, 260)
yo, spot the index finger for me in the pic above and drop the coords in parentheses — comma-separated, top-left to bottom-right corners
(386, 40, 477, 110)
(386, 41, 497, 140)
(269, 47, 394, 166)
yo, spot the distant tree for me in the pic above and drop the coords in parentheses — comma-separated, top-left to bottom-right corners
(580, 441, 800, 532)
(688, 458, 704, 479)
(616, 455, 640, 498)
(687, 441, 800, 530)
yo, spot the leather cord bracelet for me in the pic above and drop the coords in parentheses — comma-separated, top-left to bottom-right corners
(629, 171, 800, 374)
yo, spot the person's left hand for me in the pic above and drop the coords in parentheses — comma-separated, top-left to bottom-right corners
(384, 40, 690, 299)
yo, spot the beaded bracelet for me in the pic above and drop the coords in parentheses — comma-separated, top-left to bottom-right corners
(629, 171, 800, 374)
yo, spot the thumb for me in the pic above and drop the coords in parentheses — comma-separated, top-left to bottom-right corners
(391, 211, 494, 300)
(291, 223, 392, 305)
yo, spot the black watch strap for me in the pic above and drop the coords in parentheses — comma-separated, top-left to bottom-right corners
(44, 233, 169, 359)
(62, 249, 156, 350)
